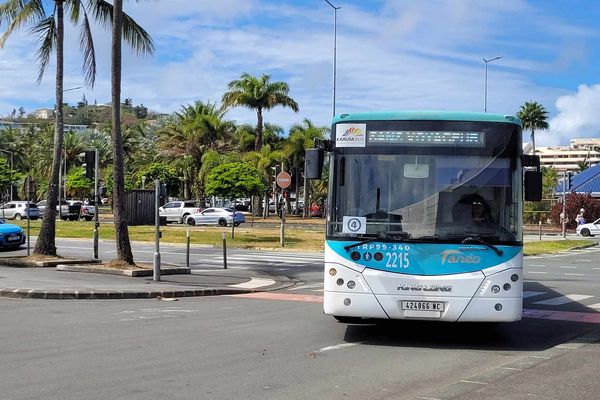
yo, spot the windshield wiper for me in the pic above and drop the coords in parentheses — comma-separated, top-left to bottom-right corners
(462, 236, 503, 256)
(343, 232, 409, 252)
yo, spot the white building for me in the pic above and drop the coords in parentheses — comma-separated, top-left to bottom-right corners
(33, 108, 54, 119)
(524, 138, 600, 172)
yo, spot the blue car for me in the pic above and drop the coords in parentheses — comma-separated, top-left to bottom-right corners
(0, 219, 26, 250)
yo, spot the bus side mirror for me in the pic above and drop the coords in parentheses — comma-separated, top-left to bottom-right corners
(524, 170, 542, 201)
(305, 149, 324, 180)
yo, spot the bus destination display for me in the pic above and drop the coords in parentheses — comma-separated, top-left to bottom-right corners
(368, 131, 485, 147)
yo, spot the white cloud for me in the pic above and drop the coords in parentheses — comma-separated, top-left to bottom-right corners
(0, 0, 597, 140)
(544, 84, 600, 146)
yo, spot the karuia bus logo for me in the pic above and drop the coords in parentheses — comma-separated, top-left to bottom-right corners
(441, 250, 481, 265)
(336, 123, 366, 147)
(343, 127, 363, 137)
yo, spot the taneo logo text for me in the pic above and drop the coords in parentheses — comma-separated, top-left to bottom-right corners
(441, 250, 481, 265)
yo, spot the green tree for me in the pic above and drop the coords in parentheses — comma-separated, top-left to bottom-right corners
(284, 119, 327, 216)
(134, 162, 180, 195)
(222, 73, 299, 152)
(65, 167, 92, 199)
(157, 101, 235, 199)
(244, 145, 283, 217)
(0, 158, 15, 193)
(0, 0, 152, 256)
(516, 101, 548, 155)
(205, 162, 266, 200)
(109, 0, 155, 265)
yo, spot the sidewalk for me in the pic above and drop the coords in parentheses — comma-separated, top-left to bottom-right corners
(0, 263, 294, 300)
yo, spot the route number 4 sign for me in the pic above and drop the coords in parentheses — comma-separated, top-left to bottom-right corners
(342, 216, 366, 234)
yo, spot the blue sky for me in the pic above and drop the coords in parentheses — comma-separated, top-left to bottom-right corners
(1, 0, 599, 145)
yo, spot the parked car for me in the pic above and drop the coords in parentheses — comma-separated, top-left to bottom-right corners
(186, 208, 245, 227)
(159, 201, 202, 224)
(576, 218, 600, 237)
(37, 200, 82, 221)
(0, 219, 25, 249)
(309, 203, 323, 217)
(0, 201, 39, 220)
(79, 202, 95, 221)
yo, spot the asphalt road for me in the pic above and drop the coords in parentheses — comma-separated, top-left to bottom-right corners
(1, 239, 599, 399)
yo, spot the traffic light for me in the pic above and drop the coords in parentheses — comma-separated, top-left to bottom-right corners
(84, 150, 95, 179)
(567, 171, 573, 190)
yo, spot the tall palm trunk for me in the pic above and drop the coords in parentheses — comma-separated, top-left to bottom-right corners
(111, 0, 134, 264)
(530, 128, 536, 155)
(34, 0, 64, 256)
(254, 107, 263, 152)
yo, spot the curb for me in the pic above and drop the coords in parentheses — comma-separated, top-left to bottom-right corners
(56, 264, 191, 277)
(0, 257, 102, 268)
(0, 287, 257, 300)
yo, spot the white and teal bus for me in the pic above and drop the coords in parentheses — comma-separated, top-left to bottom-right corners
(306, 111, 542, 323)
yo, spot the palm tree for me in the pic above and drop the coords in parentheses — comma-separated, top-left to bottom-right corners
(157, 101, 234, 200)
(1, 0, 151, 256)
(110, 0, 154, 264)
(1, 0, 97, 255)
(517, 101, 549, 155)
(222, 73, 299, 152)
(244, 145, 283, 217)
(284, 119, 327, 216)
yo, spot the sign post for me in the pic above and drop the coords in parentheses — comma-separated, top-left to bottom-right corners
(276, 171, 291, 247)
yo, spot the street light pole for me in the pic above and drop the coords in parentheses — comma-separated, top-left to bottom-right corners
(483, 56, 502, 113)
(325, 0, 341, 118)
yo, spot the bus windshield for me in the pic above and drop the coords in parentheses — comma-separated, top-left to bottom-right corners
(327, 153, 521, 244)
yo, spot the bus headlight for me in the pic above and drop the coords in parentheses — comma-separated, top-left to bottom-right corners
(491, 285, 501, 294)
(347, 281, 356, 289)
(329, 268, 337, 276)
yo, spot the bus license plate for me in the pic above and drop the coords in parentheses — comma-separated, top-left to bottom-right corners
(402, 301, 444, 312)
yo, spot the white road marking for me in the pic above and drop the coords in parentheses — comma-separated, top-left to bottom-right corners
(527, 271, 547, 274)
(576, 259, 592, 262)
(316, 342, 359, 353)
(523, 291, 547, 299)
(559, 266, 577, 269)
(533, 294, 593, 306)
(589, 303, 600, 310)
(288, 283, 324, 291)
(564, 273, 584, 276)
(527, 264, 546, 267)
(230, 278, 276, 289)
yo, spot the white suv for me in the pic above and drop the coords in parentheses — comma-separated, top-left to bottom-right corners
(0, 201, 40, 220)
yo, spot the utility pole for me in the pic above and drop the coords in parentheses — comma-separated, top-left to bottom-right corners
(93, 148, 99, 259)
(562, 171, 566, 238)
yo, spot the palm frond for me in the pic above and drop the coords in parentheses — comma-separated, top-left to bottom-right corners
(78, 7, 96, 87)
(0, 0, 46, 48)
(30, 15, 56, 83)
(122, 10, 154, 55)
(67, 0, 81, 24)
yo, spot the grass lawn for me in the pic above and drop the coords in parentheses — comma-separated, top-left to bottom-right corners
(14, 220, 325, 251)
(523, 240, 595, 256)
(13, 220, 596, 254)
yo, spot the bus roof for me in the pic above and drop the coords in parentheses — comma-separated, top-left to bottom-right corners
(332, 111, 522, 127)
